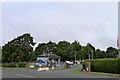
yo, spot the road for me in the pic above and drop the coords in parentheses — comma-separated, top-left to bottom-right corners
(2, 66, 119, 78)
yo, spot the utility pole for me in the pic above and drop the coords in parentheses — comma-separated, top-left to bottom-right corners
(88, 53, 91, 72)
(75, 51, 76, 65)
(117, 37, 120, 58)
(118, 2, 120, 58)
(118, 37, 120, 58)
(118, 49, 120, 58)
(91, 50, 93, 60)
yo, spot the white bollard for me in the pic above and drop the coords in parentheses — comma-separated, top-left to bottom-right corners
(38, 67, 49, 71)
(38, 68, 43, 71)
(46, 67, 49, 71)
(86, 68, 88, 71)
(52, 66, 54, 70)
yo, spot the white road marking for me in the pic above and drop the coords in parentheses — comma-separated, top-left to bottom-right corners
(16, 73, 34, 78)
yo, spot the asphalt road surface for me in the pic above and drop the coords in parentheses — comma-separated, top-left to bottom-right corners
(2, 67, 119, 78)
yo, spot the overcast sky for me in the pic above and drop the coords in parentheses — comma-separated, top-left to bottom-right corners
(1, 2, 118, 51)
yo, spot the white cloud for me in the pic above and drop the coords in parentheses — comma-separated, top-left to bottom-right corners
(2, 2, 118, 50)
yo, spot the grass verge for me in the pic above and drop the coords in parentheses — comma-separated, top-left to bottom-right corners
(72, 69, 81, 73)
(72, 69, 120, 77)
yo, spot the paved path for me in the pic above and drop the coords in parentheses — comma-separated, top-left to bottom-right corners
(2, 67, 119, 78)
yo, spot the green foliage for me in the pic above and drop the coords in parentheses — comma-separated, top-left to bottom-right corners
(56, 40, 70, 61)
(72, 69, 81, 73)
(91, 59, 120, 74)
(106, 47, 118, 58)
(34, 41, 57, 57)
(2, 63, 18, 67)
(2, 33, 119, 63)
(2, 33, 35, 63)
(95, 49, 106, 59)
(2, 62, 26, 67)
(18, 62, 26, 67)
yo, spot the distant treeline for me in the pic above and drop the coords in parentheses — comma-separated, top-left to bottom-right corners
(1, 33, 118, 63)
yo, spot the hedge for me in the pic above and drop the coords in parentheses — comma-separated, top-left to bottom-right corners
(2, 63, 18, 67)
(91, 58, 120, 74)
(2, 62, 27, 68)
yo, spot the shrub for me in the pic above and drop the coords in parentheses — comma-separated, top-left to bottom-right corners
(18, 62, 26, 67)
(2, 62, 27, 68)
(2, 62, 18, 67)
(91, 58, 120, 74)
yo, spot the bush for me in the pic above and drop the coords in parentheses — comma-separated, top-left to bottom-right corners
(91, 58, 120, 74)
(2, 62, 27, 68)
(18, 62, 26, 67)
(2, 63, 18, 67)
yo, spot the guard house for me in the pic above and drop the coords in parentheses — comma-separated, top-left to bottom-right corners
(36, 53, 60, 68)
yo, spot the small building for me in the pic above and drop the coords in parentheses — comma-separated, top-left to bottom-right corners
(36, 57, 49, 66)
(36, 53, 60, 68)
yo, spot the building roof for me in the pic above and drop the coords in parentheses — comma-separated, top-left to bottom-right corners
(37, 57, 49, 62)
(38, 53, 60, 60)
(49, 54, 60, 59)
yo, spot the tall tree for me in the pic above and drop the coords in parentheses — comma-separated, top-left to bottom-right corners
(106, 47, 118, 58)
(95, 49, 104, 58)
(34, 41, 57, 57)
(46, 41, 57, 54)
(69, 40, 81, 61)
(55, 41, 70, 61)
(86, 43, 95, 59)
(2, 33, 35, 63)
(34, 43, 47, 56)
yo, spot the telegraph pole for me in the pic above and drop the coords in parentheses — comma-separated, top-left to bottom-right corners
(118, 48, 120, 58)
(75, 51, 76, 65)
(118, 2, 120, 58)
(88, 53, 91, 72)
(117, 37, 120, 58)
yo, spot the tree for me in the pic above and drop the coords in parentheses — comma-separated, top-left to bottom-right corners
(106, 47, 118, 58)
(86, 43, 95, 59)
(81, 46, 88, 59)
(69, 40, 81, 61)
(2, 33, 35, 63)
(55, 41, 70, 61)
(95, 49, 104, 58)
(46, 41, 57, 54)
(34, 41, 57, 57)
(34, 43, 47, 56)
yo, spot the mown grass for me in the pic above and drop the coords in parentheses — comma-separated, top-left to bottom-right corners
(72, 69, 120, 77)
(72, 69, 81, 73)
(88, 72, 120, 77)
